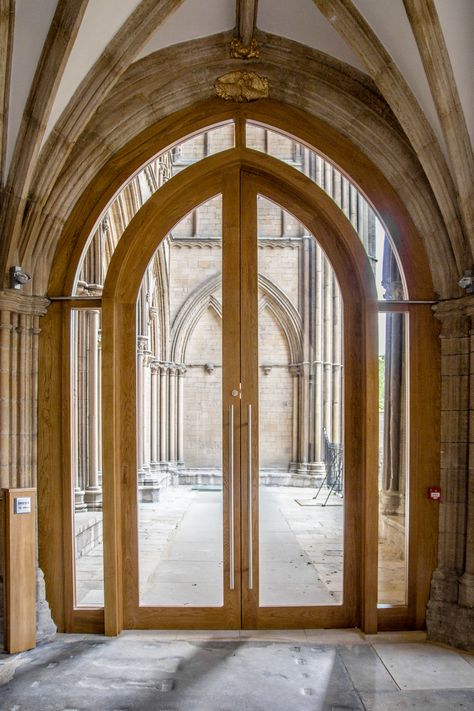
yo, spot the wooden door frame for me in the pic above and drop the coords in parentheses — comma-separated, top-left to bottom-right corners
(101, 148, 379, 634)
(39, 101, 439, 636)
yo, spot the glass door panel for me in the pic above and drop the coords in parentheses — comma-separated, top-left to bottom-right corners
(256, 197, 344, 608)
(377, 311, 408, 606)
(71, 308, 104, 607)
(136, 196, 224, 607)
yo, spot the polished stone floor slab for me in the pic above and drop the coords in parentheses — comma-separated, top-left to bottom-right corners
(1, 631, 473, 711)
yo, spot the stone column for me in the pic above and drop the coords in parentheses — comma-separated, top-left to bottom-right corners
(159, 363, 168, 466)
(427, 295, 474, 648)
(168, 366, 177, 463)
(84, 310, 101, 510)
(71, 313, 86, 511)
(313, 246, 324, 465)
(177, 365, 187, 466)
(150, 360, 159, 468)
(136, 335, 148, 479)
(332, 284, 343, 445)
(0, 291, 56, 645)
(323, 260, 334, 440)
(289, 364, 300, 470)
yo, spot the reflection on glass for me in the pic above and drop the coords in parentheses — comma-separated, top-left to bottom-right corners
(246, 121, 405, 301)
(378, 312, 408, 605)
(75, 122, 234, 295)
(71, 309, 104, 607)
(137, 196, 223, 607)
(257, 196, 344, 607)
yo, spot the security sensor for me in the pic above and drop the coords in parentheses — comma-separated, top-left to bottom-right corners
(9, 266, 31, 289)
(458, 269, 474, 293)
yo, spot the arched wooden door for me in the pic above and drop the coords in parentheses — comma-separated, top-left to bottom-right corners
(102, 150, 378, 633)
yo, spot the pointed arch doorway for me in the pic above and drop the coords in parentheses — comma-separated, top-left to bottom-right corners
(102, 149, 378, 633)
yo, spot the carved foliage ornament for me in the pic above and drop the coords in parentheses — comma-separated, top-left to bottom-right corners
(214, 71, 269, 103)
(230, 37, 260, 59)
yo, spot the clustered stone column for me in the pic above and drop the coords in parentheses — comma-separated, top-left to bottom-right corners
(289, 237, 343, 480)
(426, 295, 474, 648)
(0, 291, 56, 644)
(72, 310, 102, 512)
(380, 244, 407, 516)
(136, 354, 187, 502)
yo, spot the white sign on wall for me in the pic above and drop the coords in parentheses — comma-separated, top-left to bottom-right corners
(13, 497, 32, 514)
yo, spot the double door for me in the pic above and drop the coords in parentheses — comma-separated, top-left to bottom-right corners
(121, 165, 363, 629)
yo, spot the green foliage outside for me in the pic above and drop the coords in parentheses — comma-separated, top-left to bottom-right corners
(379, 356, 385, 412)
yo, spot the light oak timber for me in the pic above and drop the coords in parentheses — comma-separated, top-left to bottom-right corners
(48, 102, 434, 302)
(240, 172, 259, 629)
(102, 151, 378, 630)
(3, 488, 36, 653)
(43, 108, 440, 633)
(38, 303, 65, 630)
(221, 167, 243, 628)
(377, 305, 440, 631)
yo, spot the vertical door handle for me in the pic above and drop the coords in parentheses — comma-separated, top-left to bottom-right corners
(248, 404, 253, 591)
(229, 404, 235, 591)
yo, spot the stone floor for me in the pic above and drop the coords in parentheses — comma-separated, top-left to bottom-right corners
(75, 484, 405, 607)
(1, 630, 473, 710)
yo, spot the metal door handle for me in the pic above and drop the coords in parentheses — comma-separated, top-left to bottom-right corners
(248, 404, 253, 590)
(229, 404, 234, 591)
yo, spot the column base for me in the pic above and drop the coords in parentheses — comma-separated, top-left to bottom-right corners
(138, 484, 161, 503)
(427, 598, 474, 650)
(429, 566, 461, 604)
(74, 488, 87, 512)
(84, 487, 102, 511)
(380, 490, 404, 516)
(459, 572, 474, 608)
(36, 567, 57, 644)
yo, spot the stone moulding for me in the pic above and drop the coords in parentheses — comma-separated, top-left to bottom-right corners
(214, 71, 269, 102)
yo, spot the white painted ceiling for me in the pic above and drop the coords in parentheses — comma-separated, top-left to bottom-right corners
(6, 0, 473, 176)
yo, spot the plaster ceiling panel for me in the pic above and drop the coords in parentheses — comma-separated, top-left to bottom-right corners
(258, 0, 364, 71)
(352, 0, 447, 158)
(136, 0, 235, 59)
(44, 0, 142, 142)
(434, 0, 473, 147)
(6, 0, 58, 175)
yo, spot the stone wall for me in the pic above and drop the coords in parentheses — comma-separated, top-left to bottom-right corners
(426, 295, 474, 649)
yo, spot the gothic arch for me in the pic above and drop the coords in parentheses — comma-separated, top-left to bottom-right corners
(257, 274, 303, 365)
(171, 271, 304, 366)
(171, 275, 222, 364)
(42, 42, 439, 300)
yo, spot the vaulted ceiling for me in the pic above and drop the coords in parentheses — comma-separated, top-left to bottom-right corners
(1, 0, 473, 296)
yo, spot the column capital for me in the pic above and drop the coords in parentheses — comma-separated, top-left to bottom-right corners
(289, 363, 301, 377)
(0, 290, 49, 317)
(137, 335, 149, 353)
(434, 295, 474, 337)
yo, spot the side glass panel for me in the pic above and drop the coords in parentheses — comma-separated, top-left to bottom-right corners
(74, 122, 234, 295)
(378, 312, 409, 605)
(137, 196, 224, 607)
(257, 196, 344, 606)
(71, 309, 104, 607)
